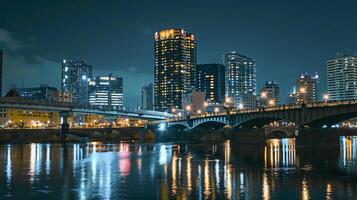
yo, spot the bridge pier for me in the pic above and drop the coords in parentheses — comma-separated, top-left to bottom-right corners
(60, 111, 70, 142)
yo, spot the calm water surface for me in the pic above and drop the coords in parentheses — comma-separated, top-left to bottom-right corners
(1, 137, 357, 199)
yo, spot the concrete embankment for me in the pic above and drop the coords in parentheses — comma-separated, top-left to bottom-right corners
(0, 128, 155, 143)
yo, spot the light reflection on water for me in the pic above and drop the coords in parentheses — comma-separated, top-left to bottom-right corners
(0, 137, 357, 199)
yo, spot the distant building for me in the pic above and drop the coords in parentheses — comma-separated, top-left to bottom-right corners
(89, 74, 123, 110)
(224, 51, 256, 107)
(197, 64, 225, 104)
(18, 84, 58, 102)
(295, 73, 319, 104)
(237, 92, 257, 109)
(61, 60, 92, 105)
(154, 28, 197, 111)
(259, 81, 281, 106)
(141, 83, 154, 110)
(182, 91, 205, 115)
(55, 91, 73, 103)
(0, 49, 3, 96)
(327, 54, 357, 101)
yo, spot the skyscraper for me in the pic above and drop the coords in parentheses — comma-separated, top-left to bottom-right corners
(0, 49, 3, 96)
(327, 54, 357, 101)
(295, 73, 318, 104)
(260, 81, 281, 105)
(61, 60, 92, 104)
(89, 74, 123, 110)
(224, 51, 256, 106)
(141, 83, 154, 110)
(154, 28, 197, 111)
(197, 64, 225, 104)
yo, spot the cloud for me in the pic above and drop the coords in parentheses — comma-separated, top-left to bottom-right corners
(0, 29, 22, 50)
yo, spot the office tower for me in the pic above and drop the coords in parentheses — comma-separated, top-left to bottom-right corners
(260, 81, 281, 106)
(89, 74, 123, 109)
(295, 73, 318, 104)
(154, 28, 197, 111)
(327, 54, 357, 101)
(197, 64, 225, 104)
(0, 49, 3, 96)
(61, 60, 92, 104)
(18, 84, 58, 101)
(224, 51, 256, 106)
(141, 83, 154, 110)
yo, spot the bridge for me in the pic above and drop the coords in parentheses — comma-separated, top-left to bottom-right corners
(164, 100, 357, 132)
(0, 97, 172, 120)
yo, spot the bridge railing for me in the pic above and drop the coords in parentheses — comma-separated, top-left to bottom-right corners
(165, 100, 357, 122)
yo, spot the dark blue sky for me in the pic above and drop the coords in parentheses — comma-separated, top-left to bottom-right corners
(0, 0, 356, 107)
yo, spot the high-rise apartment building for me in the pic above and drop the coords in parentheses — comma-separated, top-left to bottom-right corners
(295, 73, 318, 104)
(197, 64, 225, 104)
(327, 54, 357, 101)
(61, 60, 92, 105)
(141, 83, 154, 110)
(224, 51, 256, 106)
(154, 28, 197, 111)
(88, 74, 123, 110)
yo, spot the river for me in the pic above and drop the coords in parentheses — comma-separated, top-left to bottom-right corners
(0, 137, 357, 199)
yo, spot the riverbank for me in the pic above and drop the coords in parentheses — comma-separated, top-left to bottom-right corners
(0, 128, 155, 144)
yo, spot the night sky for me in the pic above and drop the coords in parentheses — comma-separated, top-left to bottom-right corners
(1, 0, 356, 107)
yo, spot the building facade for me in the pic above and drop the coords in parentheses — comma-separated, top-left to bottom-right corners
(197, 64, 225, 104)
(182, 91, 206, 115)
(327, 54, 357, 101)
(224, 51, 256, 107)
(88, 74, 123, 110)
(154, 28, 197, 111)
(295, 73, 319, 104)
(259, 81, 281, 106)
(61, 60, 92, 105)
(0, 49, 3, 96)
(18, 84, 58, 102)
(141, 83, 154, 110)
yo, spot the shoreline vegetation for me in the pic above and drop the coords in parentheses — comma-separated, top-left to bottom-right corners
(0, 128, 155, 144)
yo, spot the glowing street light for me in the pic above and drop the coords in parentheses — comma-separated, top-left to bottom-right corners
(299, 87, 306, 94)
(214, 107, 219, 113)
(171, 108, 177, 113)
(323, 94, 329, 102)
(178, 112, 182, 117)
(238, 103, 244, 109)
(186, 105, 191, 111)
(204, 102, 208, 107)
(268, 99, 275, 106)
(260, 91, 267, 98)
(197, 110, 202, 114)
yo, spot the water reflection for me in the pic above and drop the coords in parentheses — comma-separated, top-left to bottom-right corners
(265, 138, 296, 170)
(0, 138, 357, 199)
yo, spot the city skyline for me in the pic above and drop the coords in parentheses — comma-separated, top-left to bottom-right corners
(1, 1, 357, 108)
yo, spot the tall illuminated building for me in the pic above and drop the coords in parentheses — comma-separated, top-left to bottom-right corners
(295, 73, 318, 104)
(141, 83, 154, 110)
(0, 49, 3, 96)
(89, 74, 123, 110)
(224, 51, 256, 106)
(154, 28, 197, 111)
(327, 54, 357, 101)
(61, 60, 92, 104)
(197, 64, 225, 104)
